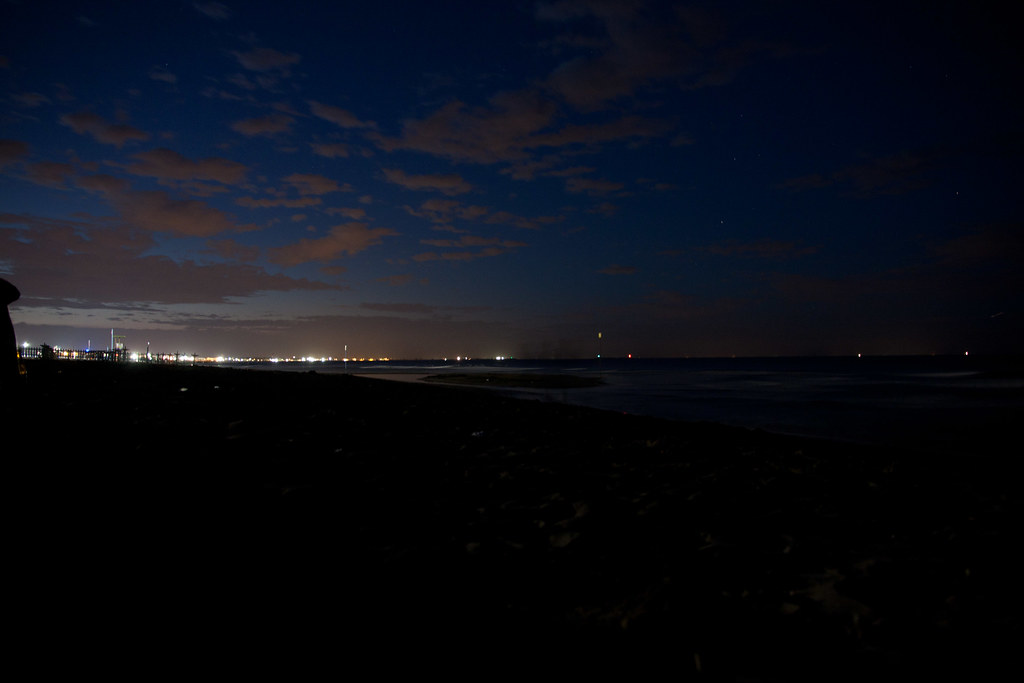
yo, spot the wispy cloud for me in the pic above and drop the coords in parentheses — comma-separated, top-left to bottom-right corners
(413, 231, 528, 263)
(1, 214, 327, 307)
(112, 189, 259, 237)
(382, 168, 473, 196)
(122, 148, 248, 185)
(10, 92, 51, 107)
(0, 139, 30, 168)
(268, 222, 398, 266)
(230, 113, 294, 136)
(405, 199, 489, 224)
(59, 112, 150, 147)
(565, 176, 625, 195)
(705, 238, 818, 259)
(308, 100, 375, 129)
(23, 161, 75, 188)
(237, 196, 321, 208)
(537, 1, 786, 110)
(72, 172, 258, 237)
(231, 47, 300, 73)
(283, 172, 350, 195)
(310, 142, 349, 158)
(369, 89, 559, 164)
(193, 2, 231, 21)
(779, 150, 945, 197)
(148, 66, 178, 84)
(599, 264, 636, 275)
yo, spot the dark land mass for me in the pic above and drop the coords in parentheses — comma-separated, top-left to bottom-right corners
(6, 361, 1018, 678)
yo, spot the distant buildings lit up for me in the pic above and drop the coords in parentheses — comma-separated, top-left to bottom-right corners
(17, 338, 400, 364)
(18, 343, 394, 365)
(16, 330, 517, 365)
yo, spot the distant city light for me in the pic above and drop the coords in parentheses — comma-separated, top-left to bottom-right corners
(14, 341, 396, 365)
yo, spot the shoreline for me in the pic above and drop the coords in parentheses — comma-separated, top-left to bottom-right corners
(9, 360, 1017, 675)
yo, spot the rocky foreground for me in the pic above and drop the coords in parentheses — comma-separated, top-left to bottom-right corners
(7, 361, 1018, 678)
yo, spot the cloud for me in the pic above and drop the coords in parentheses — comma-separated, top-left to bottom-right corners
(73, 172, 131, 194)
(114, 190, 258, 236)
(283, 172, 350, 195)
(776, 173, 831, 191)
(11, 92, 50, 107)
(531, 115, 671, 148)
(537, 1, 786, 110)
(405, 199, 489, 224)
(377, 274, 417, 287)
(205, 238, 260, 262)
(231, 47, 300, 73)
(1, 215, 328, 307)
(420, 234, 526, 249)
(230, 113, 294, 136)
(194, 2, 231, 20)
(123, 148, 248, 185)
(565, 176, 625, 195)
(599, 264, 636, 275)
(73, 176, 259, 236)
(370, 89, 559, 164)
(148, 66, 178, 84)
(310, 142, 349, 158)
(705, 238, 818, 259)
(412, 248, 510, 263)
(0, 139, 30, 168)
(225, 73, 258, 91)
(589, 201, 618, 217)
(369, 88, 667, 169)
(360, 302, 438, 315)
(413, 233, 527, 262)
(484, 210, 562, 231)
(59, 112, 150, 147)
(268, 223, 398, 266)
(779, 151, 944, 197)
(308, 100, 375, 129)
(325, 207, 367, 220)
(835, 152, 943, 196)
(544, 165, 596, 177)
(236, 196, 322, 208)
(382, 168, 472, 196)
(23, 161, 76, 188)
(927, 223, 1024, 267)
(537, 1, 690, 108)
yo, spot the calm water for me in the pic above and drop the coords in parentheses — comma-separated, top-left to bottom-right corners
(241, 356, 1024, 456)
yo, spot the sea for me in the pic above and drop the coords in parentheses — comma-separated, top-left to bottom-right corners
(240, 355, 1024, 457)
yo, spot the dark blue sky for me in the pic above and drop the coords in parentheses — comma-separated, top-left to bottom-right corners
(2, 1, 1020, 358)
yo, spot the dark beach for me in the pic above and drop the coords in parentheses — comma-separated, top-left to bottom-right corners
(9, 360, 1018, 677)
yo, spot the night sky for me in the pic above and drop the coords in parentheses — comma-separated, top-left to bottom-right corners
(2, 1, 1021, 359)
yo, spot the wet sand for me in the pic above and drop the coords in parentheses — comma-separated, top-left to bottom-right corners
(7, 360, 1018, 677)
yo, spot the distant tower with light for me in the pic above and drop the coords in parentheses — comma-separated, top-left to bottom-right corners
(110, 328, 127, 361)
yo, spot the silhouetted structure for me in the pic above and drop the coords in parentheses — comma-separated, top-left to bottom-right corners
(1, 278, 20, 390)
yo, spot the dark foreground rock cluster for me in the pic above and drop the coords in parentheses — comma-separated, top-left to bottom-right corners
(6, 361, 1018, 678)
